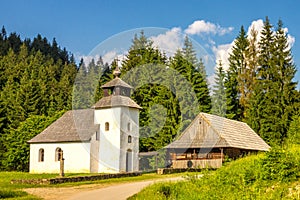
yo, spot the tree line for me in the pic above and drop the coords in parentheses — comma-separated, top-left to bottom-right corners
(0, 16, 299, 171)
(211, 17, 299, 146)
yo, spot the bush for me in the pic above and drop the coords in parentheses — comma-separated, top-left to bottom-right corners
(260, 148, 299, 182)
(286, 115, 300, 145)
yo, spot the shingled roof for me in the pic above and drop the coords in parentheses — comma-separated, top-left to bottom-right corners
(93, 95, 142, 109)
(101, 77, 133, 89)
(28, 109, 99, 143)
(166, 113, 270, 151)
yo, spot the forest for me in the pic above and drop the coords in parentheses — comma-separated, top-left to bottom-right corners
(0, 16, 299, 171)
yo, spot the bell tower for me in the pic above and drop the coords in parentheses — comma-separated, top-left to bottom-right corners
(93, 65, 141, 173)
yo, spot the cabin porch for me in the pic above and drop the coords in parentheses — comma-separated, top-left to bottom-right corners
(168, 148, 225, 169)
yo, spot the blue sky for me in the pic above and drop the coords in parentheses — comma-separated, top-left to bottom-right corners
(1, 0, 300, 83)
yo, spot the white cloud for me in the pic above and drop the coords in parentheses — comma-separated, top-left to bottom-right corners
(212, 43, 233, 71)
(102, 51, 118, 64)
(185, 20, 234, 36)
(283, 28, 296, 49)
(287, 34, 295, 48)
(150, 27, 183, 56)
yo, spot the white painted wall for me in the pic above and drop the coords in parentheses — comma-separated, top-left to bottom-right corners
(95, 107, 121, 173)
(29, 142, 91, 174)
(119, 107, 139, 172)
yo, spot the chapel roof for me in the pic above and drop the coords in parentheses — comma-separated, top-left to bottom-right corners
(165, 112, 270, 151)
(28, 109, 99, 143)
(101, 77, 133, 89)
(93, 93, 142, 109)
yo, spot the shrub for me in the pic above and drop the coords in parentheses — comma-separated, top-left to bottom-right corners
(260, 148, 299, 182)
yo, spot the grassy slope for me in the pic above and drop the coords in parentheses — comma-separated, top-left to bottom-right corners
(131, 146, 300, 200)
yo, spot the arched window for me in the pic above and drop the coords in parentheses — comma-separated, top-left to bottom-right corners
(127, 122, 131, 131)
(128, 135, 132, 143)
(105, 122, 109, 131)
(55, 147, 62, 161)
(38, 148, 44, 162)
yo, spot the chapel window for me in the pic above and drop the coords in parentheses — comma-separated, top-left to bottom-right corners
(128, 135, 132, 143)
(127, 122, 131, 131)
(55, 147, 62, 161)
(105, 122, 109, 131)
(38, 148, 44, 162)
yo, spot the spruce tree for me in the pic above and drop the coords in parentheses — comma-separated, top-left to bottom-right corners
(243, 27, 259, 119)
(273, 19, 297, 141)
(121, 32, 178, 151)
(247, 17, 297, 145)
(211, 61, 226, 117)
(225, 26, 248, 120)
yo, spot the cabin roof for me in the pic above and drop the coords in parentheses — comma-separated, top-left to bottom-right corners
(166, 113, 270, 151)
(28, 109, 99, 143)
(93, 95, 142, 109)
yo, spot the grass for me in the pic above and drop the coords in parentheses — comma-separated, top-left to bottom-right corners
(130, 146, 300, 200)
(0, 171, 186, 199)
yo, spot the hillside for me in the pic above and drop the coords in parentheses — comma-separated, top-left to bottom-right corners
(130, 146, 300, 199)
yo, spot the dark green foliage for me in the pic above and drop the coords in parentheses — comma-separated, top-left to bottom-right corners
(2, 111, 64, 171)
(260, 148, 299, 182)
(211, 62, 226, 117)
(286, 115, 300, 145)
(0, 28, 78, 170)
(246, 18, 297, 146)
(225, 26, 248, 120)
(120, 33, 211, 152)
(72, 57, 104, 109)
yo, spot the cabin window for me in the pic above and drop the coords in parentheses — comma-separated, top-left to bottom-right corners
(105, 122, 109, 131)
(55, 147, 62, 161)
(128, 135, 132, 143)
(127, 122, 131, 131)
(38, 148, 44, 162)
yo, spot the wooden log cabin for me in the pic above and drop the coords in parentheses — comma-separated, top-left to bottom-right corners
(165, 113, 270, 169)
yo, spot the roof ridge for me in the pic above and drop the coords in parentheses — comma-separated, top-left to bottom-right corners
(199, 112, 225, 140)
(174, 113, 201, 141)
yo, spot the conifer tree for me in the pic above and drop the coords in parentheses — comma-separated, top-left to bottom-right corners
(211, 61, 226, 117)
(243, 27, 259, 119)
(225, 26, 247, 120)
(247, 17, 297, 145)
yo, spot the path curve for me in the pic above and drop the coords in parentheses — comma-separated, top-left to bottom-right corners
(67, 177, 184, 200)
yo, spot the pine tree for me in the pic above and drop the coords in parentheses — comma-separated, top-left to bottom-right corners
(211, 61, 226, 117)
(120, 32, 180, 151)
(173, 38, 211, 113)
(225, 26, 248, 120)
(182, 35, 197, 66)
(273, 19, 297, 141)
(247, 17, 297, 145)
(243, 27, 259, 119)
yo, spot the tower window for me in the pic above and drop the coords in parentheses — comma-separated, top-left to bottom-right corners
(55, 147, 62, 161)
(127, 122, 131, 131)
(128, 135, 132, 143)
(38, 148, 44, 162)
(105, 122, 109, 131)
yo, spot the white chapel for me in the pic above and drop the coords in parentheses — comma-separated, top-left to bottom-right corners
(28, 68, 141, 174)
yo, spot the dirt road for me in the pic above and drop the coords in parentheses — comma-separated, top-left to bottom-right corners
(24, 177, 184, 200)
(68, 177, 183, 200)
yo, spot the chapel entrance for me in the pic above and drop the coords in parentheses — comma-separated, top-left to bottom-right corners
(126, 149, 133, 172)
